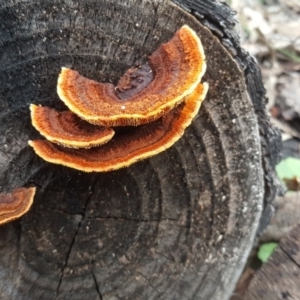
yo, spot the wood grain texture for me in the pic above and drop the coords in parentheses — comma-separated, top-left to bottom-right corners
(245, 223, 300, 300)
(0, 0, 280, 299)
(173, 0, 283, 234)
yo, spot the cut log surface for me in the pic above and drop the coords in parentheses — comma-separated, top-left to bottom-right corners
(0, 1, 280, 299)
(245, 223, 300, 300)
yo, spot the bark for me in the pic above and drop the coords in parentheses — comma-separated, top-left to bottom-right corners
(0, 0, 281, 299)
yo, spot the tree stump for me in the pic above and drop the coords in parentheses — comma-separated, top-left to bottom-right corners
(0, 1, 281, 299)
(245, 223, 300, 300)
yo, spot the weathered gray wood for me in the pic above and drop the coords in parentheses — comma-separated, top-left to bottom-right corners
(173, 0, 283, 232)
(245, 223, 300, 300)
(0, 0, 280, 299)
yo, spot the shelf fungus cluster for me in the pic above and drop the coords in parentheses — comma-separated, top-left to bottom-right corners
(0, 187, 36, 225)
(29, 25, 208, 172)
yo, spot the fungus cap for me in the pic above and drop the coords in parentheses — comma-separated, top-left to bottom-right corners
(57, 25, 206, 126)
(0, 187, 36, 225)
(29, 83, 208, 172)
(30, 104, 114, 148)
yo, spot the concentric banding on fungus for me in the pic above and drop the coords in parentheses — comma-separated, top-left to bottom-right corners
(29, 83, 208, 172)
(0, 187, 36, 225)
(30, 104, 115, 149)
(57, 25, 206, 127)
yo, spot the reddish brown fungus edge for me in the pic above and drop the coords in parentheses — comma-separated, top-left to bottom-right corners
(0, 187, 36, 225)
(56, 25, 207, 126)
(28, 83, 208, 172)
(30, 104, 115, 149)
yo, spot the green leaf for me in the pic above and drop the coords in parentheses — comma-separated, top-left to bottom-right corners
(276, 157, 300, 180)
(257, 243, 277, 263)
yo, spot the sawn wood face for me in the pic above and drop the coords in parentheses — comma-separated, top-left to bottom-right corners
(0, 0, 280, 299)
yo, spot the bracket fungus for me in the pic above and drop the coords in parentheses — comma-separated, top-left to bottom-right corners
(29, 83, 208, 172)
(0, 187, 36, 225)
(29, 25, 208, 172)
(57, 25, 206, 126)
(30, 104, 114, 148)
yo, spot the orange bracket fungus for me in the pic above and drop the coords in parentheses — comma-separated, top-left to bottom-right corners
(56, 25, 206, 126)
(29, 83, 208, 172)
(29, 25, 208, 172)
(30, 104, 114, 148)
(0, 187, 36, 225)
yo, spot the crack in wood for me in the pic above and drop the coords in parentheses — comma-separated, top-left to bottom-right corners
(279, 244, 300, 270)
(154, 250, 175, 262)
(91, 268, 103, 300)
(55, 177, 98, 296)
